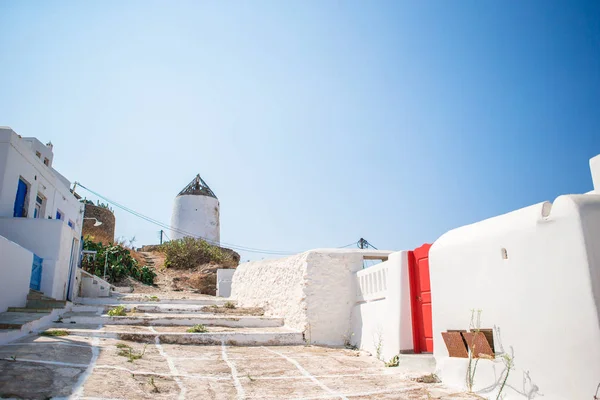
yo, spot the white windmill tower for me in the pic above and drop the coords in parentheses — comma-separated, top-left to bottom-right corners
(170, 174, 220, 244)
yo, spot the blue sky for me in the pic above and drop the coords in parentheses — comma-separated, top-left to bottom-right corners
(1, 1, 599, 260)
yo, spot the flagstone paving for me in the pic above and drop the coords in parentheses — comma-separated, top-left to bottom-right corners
(0, 332, 482, 399)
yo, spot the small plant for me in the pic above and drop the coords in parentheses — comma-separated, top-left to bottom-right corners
(385, 355, 399, 367)
(148, 377, 159, 393)
(496, 352, 514, 399)
(147, 296, 160, 302)
(9, 355, 16, 362)
(414, 373, 441, 384)
(53, 315, 63, 323)
(186, 324, 208, 333)
(108, 306, 127, 316)
(224, 301, 236, 309)
(466, 309, 482, 392)
(40, 329, 69, 337)
(374, 331, 383, 361)
(246, 373, 255, 382)
(117, 344, 147, 362)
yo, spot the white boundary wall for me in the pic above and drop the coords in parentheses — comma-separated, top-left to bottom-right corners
(231, 249, 392, 345)
(350, 251, 414, 361)
(0, 235, 34, 312)
(429, 195, 600, 400)
(216, 269, 235, 298)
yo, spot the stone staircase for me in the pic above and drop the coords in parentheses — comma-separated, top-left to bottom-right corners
(51, 294, 304, 346)
(0, 289, 69, 344)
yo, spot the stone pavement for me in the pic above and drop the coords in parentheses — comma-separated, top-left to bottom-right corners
(0, 332, 482, 399)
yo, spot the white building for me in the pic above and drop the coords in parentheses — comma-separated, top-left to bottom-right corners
(0, 127, 84, 310)
(170, 174, 220, 244)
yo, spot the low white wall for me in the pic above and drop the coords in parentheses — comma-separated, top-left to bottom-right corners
(0, 235, 34, 312)
(216, 269, 235, 298)
(231, 249, 392, 345)
(591, 154, 600, 193)
(350, 251, 414, 361)
(429, 195, 600, 400)
(0, 218, 77, 300)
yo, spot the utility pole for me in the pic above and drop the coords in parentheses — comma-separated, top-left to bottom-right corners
(159, 230, 163, 245)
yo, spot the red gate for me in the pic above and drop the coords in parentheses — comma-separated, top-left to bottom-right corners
(408, 243, 433, 353)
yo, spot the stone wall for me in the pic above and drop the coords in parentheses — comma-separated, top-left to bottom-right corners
(83, 204, 115, 243)
(231, 249, 392, 345)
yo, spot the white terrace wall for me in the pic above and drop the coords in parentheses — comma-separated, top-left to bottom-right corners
(0, 235, 34, 312)
(0, 218, 78, 300)
(429, 195, 600, 400)
(231, 249, 392, 345)
(350, 251, 414, 361)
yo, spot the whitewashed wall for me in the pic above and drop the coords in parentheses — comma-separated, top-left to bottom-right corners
(0, 235, 34, 312)
(0, 128, 83, 231)
(170, 194, 220, 244)
(231, 249, 392, 345)
(216, 269, 235, 297)
(0, 218, 78, 300)
(429, 195, 600, 400)
(350, 251, 414, 361)
(591, 154, 600, 194)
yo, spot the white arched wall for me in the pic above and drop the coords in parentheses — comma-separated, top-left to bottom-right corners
(170, 194, 220, 244)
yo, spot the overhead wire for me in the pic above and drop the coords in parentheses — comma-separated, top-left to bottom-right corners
(75, 182, 296, 255)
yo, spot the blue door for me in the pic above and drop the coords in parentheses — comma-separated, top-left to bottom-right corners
(30, 255, 43, 291)
(13, 179, 28, 217)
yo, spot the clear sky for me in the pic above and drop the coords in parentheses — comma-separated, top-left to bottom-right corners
(1, 1, 599, 261)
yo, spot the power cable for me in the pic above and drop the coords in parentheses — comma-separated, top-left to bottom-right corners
(75, 182, 296, 255)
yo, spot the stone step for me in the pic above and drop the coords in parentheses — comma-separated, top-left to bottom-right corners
(74, 296, 235, 306)
(0, 312, 53, 329)
(6, 307, 52, 314)
(26, 299, 67, 309)
(60, 312, 284, 328)
(72, 303, 252, 315)
(56, 325, 304, 346)
(26, 293, 56, 301)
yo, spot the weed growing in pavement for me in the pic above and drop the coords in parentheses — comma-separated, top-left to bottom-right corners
(466, 309, 482, 392)
(147, 296, 160, 302)
(148, 377, 159, 393)
(343, 332, 358, 350)
(224, 301, 236, 309)
(385, 355, 399, 367)
(374, 331, 383, 361)
(9, 355, 16, 362)
(246, 373, 256, 382)
(496, 352, 514, 400)
(187, 324, 208, 333)
(40, 329, 69, 337)
(117, 344, 147, 362)
(414, 373, 441, 384)
(107, 306, 127, 317)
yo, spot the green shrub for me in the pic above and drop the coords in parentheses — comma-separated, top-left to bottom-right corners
(187, 324, 208, 333)
(161, 237, 239, 269)
(40, 330, 68, 337)
(82, 237, 156, 285)
(107, 306, 127, 316)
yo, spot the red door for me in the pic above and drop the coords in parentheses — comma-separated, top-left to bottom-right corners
(409, 243, 433, 353)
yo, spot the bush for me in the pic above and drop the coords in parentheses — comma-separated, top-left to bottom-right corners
(161, 237, 239, 269)
(82, 237, 156, 285)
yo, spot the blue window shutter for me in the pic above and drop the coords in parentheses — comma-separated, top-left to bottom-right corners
(13, 179, 28, 217)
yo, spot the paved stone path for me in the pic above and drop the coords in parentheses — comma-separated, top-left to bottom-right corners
(0, 332, 480, 399)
